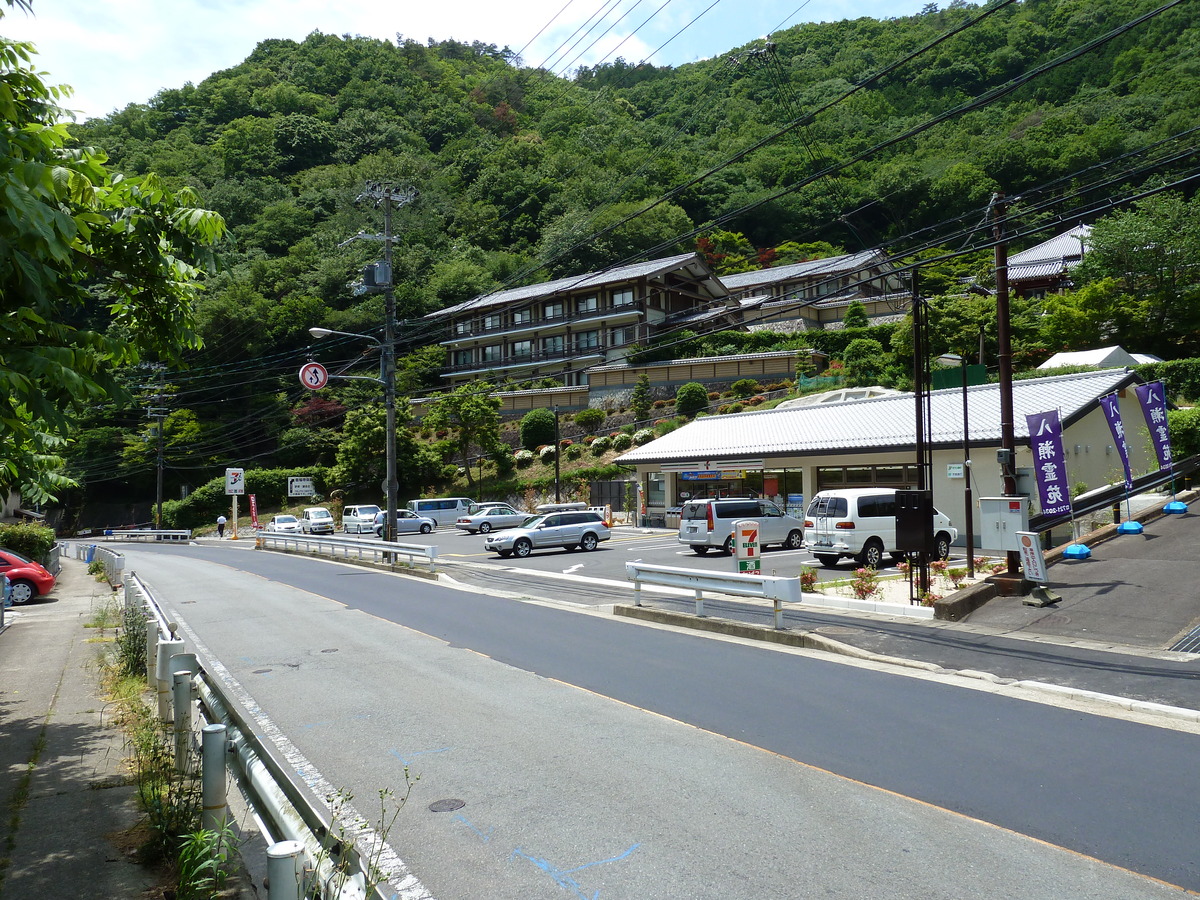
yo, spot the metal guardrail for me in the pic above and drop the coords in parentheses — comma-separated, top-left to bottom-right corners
(94, 529, 193, 542)
(124, 570, 386, 900)
(626, 561, 802, 628)
(256, 532, 439, 572)
(69, 541, 125, 583)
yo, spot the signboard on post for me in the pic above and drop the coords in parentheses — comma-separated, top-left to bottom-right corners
(1016, 531, 1048, 583)
(225, 468, 245, 495)
(734, 520, 761, 575)
(288, 477, 315, 498)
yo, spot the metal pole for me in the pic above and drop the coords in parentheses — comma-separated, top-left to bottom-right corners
(201, 723, 228, 832)
(384, 197, 398, 545)
(155, 637, 185, 722)
(267, 841, 305, 900)
(554, 406, 561, 502)
(910, 271, 930, 595)
(173, 671, 192, 773)
(992, 192, 1020, 577)
(961, 362, 975, 579)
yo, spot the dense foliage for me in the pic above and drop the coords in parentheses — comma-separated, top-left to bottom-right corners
(11, 0, 1199, 517)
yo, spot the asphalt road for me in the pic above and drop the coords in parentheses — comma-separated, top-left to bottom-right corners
(125, 542, 1200, 899)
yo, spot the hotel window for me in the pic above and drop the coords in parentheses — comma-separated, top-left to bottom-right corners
(452, 349, 472, 367)
(483, 313, 502, 331)
(513, 308, 532, 326)
(610, 325, 637, 346)
(455, 321, 472, 335)
(541, 335, 564, 355)
(544, 301, 564, 320)
(481, 345, 503, 363)
(576, 330, 600, 350)
(512, 340, 532, 358)
(613, 287, 635, 307)
(577, 295, 598, 315)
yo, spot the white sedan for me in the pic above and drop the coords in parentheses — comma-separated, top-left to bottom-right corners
(454, 505, 530, 534)
(265, 514, 301, 533)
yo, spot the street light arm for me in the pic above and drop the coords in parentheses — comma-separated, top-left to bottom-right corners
(308, 326, 383, 347)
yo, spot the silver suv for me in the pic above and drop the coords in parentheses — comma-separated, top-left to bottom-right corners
(484, 511, 610, 558)
(677, 498, 805, 555)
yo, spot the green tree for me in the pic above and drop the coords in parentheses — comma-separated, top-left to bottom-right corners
(675, 382, 709, 419)
(841, 338, 887, 386)
(630, 373, 652, 423)
(519, 407, 557, 450)
(333, 403, 439, 495)
(0, 17, 226, 502)
(423, 382, 503, 489)
(842, 300, 870, 329)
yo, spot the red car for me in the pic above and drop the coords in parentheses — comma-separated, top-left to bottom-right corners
(0, 549, 56, 604)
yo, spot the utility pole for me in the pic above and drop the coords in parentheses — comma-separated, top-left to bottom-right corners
(349, 182, 417, 543)
(991, 192, 1021, 579)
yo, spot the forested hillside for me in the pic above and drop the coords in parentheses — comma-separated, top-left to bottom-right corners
(52, 0, 1200, 512)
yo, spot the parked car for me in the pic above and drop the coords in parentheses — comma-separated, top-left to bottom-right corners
(455, 504, 529, 534)
(484, 510, 610, 558)
(299, 507, 335, 535)
(803, 488, 958, 568)
(341, 504, 382, 534)
(406, 497, 475, 527)
(0, 548, 56, 604)
(677, 498, 805, 555)
(265, 514, 301, 534)
(374, 509, 436, 537)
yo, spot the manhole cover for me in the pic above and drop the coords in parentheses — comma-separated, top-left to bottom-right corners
(428, 799, 465, 813)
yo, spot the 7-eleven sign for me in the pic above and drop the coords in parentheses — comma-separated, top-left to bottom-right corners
(735, 520, 761, 575)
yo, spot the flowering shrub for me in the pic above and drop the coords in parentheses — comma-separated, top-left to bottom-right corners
(612, 433, 633, 451)
(946, 566, 967, 589)
(633, 428, 655, 445)
(590, 435, 613, 455)
(539, 445, 557, 462)
(799, 566, 819, 593)
(896, 561, 910, 576)
(564, 443, 584, 460)
(514, 449, 535, 469)
(746, 395, 766, 406)
(929, 559, 948, 576)
(850, 566, 880, 600)
(919, 589, 943, 606)
(653, 400, 667, 409)
(583, 434, 596, 444)
(708, 391, 721, 400)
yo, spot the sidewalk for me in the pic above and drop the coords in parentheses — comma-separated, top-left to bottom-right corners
(0, 558, 161, 899)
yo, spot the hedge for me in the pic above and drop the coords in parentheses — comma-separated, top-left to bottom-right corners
(162, 466, 331, 530)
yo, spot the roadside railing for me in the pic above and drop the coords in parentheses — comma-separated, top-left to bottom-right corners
(256, 532, 439, 572)
(92, 529, 193, 542)
(69, 541, 125, 583)
(626, 561, 802, 628)
(124, 569, 388, 900)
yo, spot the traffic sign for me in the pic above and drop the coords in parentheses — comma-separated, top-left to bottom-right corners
(299, 362, 329, 390)
(225, 468, 245, 495)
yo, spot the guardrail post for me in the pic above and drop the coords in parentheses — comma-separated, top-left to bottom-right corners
(145, 616, 158, 689)
(173, 671, 193, 773)
(632, 575, 642, 607)
(156, 637, 185, 722)
(266, 840, 305, 900)
(773, 599, 784, 630)
(201, 723, 228, 832)
(694, 589, 704, 618)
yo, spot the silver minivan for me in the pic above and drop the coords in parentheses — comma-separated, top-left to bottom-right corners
(406, 497, 475, 527)
(677, 498, 805, 555)
(341, 504, 381, 534)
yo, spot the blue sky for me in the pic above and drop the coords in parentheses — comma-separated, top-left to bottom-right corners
(3, 0, 932, 121)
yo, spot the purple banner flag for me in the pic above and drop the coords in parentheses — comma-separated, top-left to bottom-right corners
(1134, 381, 1173, 472)
(1098, 392, 1133, 491)
(1026, 409, 1073, 518)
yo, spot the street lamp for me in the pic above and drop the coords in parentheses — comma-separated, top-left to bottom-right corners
(937, 352, 975, 579)
(308, 326, 397, 543)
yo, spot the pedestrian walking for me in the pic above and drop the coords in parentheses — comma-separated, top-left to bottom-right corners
(216, 514, 227, 538)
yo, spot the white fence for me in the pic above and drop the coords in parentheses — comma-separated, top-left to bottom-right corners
(625, 561, 802, 629)
(256, 532, 439, 572)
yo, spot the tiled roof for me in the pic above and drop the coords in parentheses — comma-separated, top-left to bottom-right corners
(427, 253, 723, 319)
(1008, 224, 1090, 280)
(615, 368, 1137, 465)
(720, 250, 889, 291)
(588, 351, 798, 374)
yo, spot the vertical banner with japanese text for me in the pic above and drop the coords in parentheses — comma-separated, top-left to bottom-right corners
(1134, 381, 1173, 472)
(1026, 409, 1073, 518)
(1097, 392, 1133, 491)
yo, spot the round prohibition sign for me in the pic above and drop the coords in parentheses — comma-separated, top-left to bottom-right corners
(299, 362, 329, 390)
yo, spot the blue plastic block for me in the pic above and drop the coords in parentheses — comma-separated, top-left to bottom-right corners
(1116, 520, 1144, 534)
(1164, 500, 1188, 515)
(1062, 543, 1092, 560)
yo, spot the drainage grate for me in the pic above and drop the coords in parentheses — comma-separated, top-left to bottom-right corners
(1170, 624, 1200, 653)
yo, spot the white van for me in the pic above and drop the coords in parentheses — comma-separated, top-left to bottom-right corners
(341, 504, 382, 534)
(803, 488, 957, 569)
(678, 498, 806, 555)
(406, 497, 475, 527)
